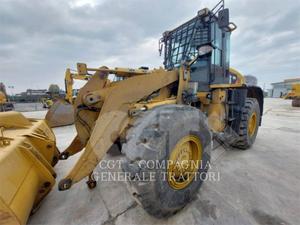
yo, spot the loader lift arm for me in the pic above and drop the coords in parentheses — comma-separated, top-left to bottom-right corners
(58, 66, 179, 190)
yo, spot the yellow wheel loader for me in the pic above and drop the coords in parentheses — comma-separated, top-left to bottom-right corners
(45, 69, 90, 128)
(283, 83, 300, 107)
(0, 0, 264, 223)
(57, 0, 263, 217)
(0, 83, 14, 112)
(41, 98, 53, 109)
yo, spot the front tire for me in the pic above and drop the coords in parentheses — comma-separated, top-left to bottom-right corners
(121, 105, 212, 218)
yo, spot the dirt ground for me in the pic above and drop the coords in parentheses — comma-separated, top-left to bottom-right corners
(25, 98, 300, 225)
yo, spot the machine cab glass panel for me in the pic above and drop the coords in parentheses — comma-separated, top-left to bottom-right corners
(160, 9, 231, 92)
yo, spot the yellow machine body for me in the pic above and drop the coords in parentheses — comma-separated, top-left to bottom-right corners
(41, 98, 53, 109)
(284, 83, 300, 99)
(0, 112, 59, 225)
(0, 91, 6, 104)
(56, 63, 253, 190)
(0, 85, 14, 112)
(283, 83, 300, 107)
(293, 83, 300, 97)
(57, 65, 178, 188)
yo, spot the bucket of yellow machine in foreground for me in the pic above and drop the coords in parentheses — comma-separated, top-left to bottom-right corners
(0, 111, 59, 225)
(45, 98, 75, 128)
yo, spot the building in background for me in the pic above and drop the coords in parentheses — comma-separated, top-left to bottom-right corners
(13, 88, 66, 102)
(14, 89, 48, 102)
(270, 78, 300, 97)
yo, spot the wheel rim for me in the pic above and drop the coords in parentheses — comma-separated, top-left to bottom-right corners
(248, 112, 257, 137)
(167, 135, 202, 190)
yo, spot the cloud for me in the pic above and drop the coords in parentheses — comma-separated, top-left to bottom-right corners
(0, 0, 299, 92)
(228, 0, 300, 87)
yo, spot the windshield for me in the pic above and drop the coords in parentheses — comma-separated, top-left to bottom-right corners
(161, 16, 212, 69)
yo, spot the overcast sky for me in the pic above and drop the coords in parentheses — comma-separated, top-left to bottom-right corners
(1, 0, 299, 93)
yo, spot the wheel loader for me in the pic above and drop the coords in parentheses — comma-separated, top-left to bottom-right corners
(41, 98, 53, 109)
(0, 1, 264, 224)
(283, 83, 300, 107)
(0, 83, 14, 112)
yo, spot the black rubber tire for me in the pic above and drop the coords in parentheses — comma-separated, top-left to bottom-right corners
(231, 98, 260, 149)
(106, 143, 122, 156)
(292, 99, 300, 107)
(121, 105, 212, 218)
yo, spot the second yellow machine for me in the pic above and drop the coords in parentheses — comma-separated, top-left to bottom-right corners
(283, 83, 300, 107)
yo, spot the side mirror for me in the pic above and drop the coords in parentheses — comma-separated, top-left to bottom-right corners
(218, 8, 229, 28)
(198, 45, 213, 56)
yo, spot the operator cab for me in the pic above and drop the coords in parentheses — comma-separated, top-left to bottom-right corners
(159, 0, 237, 92)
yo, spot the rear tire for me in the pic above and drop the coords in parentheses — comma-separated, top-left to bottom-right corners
(231, 98, 260, 149)
(121, 105, 212, 218)
(292, 99, 300, 107)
